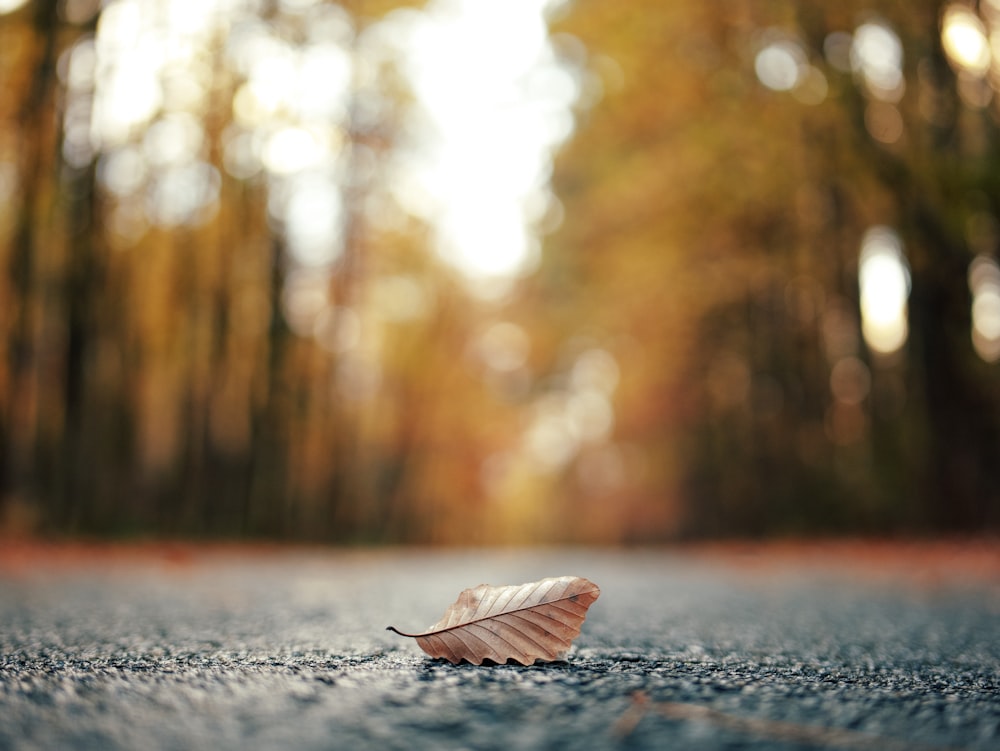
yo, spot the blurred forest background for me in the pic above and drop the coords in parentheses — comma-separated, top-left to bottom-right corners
(1, 0, 998, 544)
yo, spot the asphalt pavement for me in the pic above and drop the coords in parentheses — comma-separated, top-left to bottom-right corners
(1, 545, 998, 750)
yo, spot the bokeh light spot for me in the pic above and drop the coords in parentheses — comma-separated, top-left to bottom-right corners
(792, 65, 829, 105)
(59, 38, 97, 92)
(145, 162, 220, 227)
(387, 0, 582, 289)
(295, 43, 353, 121)
(567, 389, 614, 443)
(941, 5, 991, 76)
(570, 348, 620, 394)
(864, 101, 904, 144)
(755, 40, 805, 91)
(969, 254, 1000, 362)
(851, 21, 905, 101)
(281, 173, 344, 267)
(262, 127, 327, 175)
(0, 0, 30, 13)
(221, 128, 262, 180)
(525, 395, 578, 471)
(142, 114, 204, 168)
(98, 146, 147, 197)
(478, 322, 531, 372)
(859, 226, 910, 355)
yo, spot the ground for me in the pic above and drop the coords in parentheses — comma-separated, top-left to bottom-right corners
(1, 541, 998, 750)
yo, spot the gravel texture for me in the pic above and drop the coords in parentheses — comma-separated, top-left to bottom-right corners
(1, 546, 998, 750)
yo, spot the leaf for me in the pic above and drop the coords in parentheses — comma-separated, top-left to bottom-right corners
(386, 575, 600, 665)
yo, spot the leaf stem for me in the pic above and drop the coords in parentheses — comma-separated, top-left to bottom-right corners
(385, 625, 418, 637)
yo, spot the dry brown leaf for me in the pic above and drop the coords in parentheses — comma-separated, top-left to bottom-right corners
(387, 575, 600, 665)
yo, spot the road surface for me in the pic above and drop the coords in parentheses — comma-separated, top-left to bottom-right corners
(1, 544, 998, 750)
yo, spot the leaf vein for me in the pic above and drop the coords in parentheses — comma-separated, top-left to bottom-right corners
(500, 614, 561, 653)
(421, 589, 596, 636)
